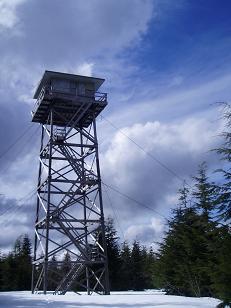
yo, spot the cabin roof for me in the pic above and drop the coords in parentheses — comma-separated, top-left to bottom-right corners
(33, 70, 105, 99)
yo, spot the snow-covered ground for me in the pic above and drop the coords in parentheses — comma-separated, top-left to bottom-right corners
(0, 290, 221, 308)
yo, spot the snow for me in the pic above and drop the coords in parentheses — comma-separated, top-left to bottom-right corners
(0, 290, 221, 308)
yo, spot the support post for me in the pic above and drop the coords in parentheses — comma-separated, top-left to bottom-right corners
(93, 118, 110, 295)
(43, 109, 53, 294)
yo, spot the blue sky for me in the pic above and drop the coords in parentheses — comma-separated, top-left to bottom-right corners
(140, 1, 231, 72)
(0, 0, 230, 250)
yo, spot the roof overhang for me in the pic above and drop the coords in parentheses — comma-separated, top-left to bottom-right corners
(33, 70, 105, 99)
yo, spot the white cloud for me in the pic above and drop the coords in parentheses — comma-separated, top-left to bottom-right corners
(0, 0, 25, 31)
(125, 217, 165, 248)
(103, 71, 231, 130)
(76, 62, 94, 76)
(97, 113, 224, 246)
(102, 117, 222, 178)
(0, 0, 154, 62)
(0, 0, 154, 107)
(0, 133, 39, 199)
(100, 115, 223, 225)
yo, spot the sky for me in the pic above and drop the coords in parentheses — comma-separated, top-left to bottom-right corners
(0, 0, 231, 251)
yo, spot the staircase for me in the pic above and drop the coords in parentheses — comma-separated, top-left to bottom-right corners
(54, 263, 85, 295)
(58, 144, 83, 179)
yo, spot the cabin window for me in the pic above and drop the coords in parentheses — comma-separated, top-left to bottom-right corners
(52, 79, 77, 95)
(69, 81, 77, 94)
(78, 83, 85, 96)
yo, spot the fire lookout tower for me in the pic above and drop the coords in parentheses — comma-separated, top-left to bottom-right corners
(31, 71, 110, 295)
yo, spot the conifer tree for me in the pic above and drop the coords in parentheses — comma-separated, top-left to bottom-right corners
(214, 103, 231, 221)
(178, 184, 190, 208)
(192, 162, 217, 219)
(0, 234, 32, 291)
(0, 252, 18, 290)
(146, 247, 158, 289)
(119, 241, 131, 290)
(130, 240, 145, 291)
(157, 183, 217, 297)
(211, 225, 231, 306)
(105, 217, 121, 290)
(14, 236, 22, 256)
(61, 251, 72, 276)
(48, 254, 59, 291)
(141, 246, 154, 289)
(18, 234, 32, 290)
(191, 163, 231, 302)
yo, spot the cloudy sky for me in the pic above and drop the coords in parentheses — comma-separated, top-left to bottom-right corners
(0, 0, 230, 251)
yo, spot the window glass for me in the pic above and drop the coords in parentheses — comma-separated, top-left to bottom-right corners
(70, 81, 77, 94)
(78, 83, 85, 95)
(52, 79, 70, 92)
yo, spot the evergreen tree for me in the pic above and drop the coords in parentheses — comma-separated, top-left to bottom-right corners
(192, 163, 231, 303)
(214, 103, 231, 221)
(105, 217, 121, 290)
(192, 162, 217, 219)
(159, 207, 208, 296)
(178, 184, 190, 208)
(130, 240, 145, 291)
(17, 234, 32, 290)
(61, 251, 72, 276)
(119, 241, 131, 290)
(0, 234, 32, 291)
(141, 246, 153, 289)
(48, 254, 59, 291)
(146, 247, 158, 289)
(210, 225, 231, 305)
(14, 236, 22, 256)
(0, 252, 18, 290)
(157, 181, 219, 297)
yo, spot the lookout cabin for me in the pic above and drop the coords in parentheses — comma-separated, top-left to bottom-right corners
(31, 70, 107, 128)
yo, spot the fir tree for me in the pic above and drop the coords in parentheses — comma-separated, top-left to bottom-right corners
(214, 103, 231, 221)
(210, 225, 231, 305)
(119, 241, 131, 290)
(0, 234, 32, 291)
(141, 246, 153, 289)
(146, 247, 158, 289)
(105, 218, 121, 290)
(157, 183, 218, 297)
(192, 162, 217, 219)
(48, 254, 59, 291)
(0, 252, 18, 290)
(17, 234, 32, 290)
(130, 240, 145, 291)
(178, 184, 190, 208)
(61, 251, 72, 276)
(192, 163, 231, 303)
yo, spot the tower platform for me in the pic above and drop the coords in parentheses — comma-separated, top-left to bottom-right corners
(31, 71, 107, 127)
